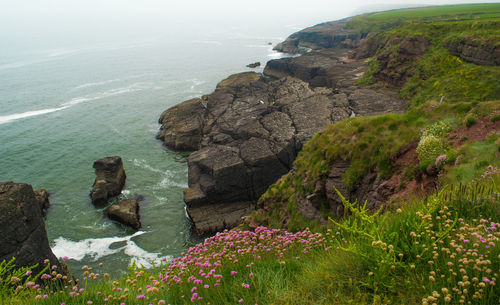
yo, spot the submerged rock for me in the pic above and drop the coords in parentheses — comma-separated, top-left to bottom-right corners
(246, 62, 261, 68)
(105, 200, 141, 230)
(0, 181, 64, 277)
(90, 156, 126, 206)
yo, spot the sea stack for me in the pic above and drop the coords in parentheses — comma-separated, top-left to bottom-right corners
(0, 182, 65, 277)
(90, 156, 126, 206)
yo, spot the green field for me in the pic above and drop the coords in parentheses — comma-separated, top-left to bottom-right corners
(345, 3, 500, 33)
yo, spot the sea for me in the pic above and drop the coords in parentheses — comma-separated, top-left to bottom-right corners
(0, 12, 344, 275)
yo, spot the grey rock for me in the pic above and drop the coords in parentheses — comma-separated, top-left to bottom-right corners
(105, 200, 141, 230)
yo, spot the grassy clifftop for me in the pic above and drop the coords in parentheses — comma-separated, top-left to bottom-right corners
(345, 3, 500, 34)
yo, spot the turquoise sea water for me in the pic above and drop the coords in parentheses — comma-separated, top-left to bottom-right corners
(0, 24, 293, 275)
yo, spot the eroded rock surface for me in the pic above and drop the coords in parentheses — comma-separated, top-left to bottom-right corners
(159, 66, 405, 233)
(90, 156, 126, 206)
(445, 38, 500, 66)
(0, 182, 64, 277)
(105, 200, 141, 230)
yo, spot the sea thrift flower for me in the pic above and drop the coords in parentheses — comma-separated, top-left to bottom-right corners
(25, 270, 32, 276)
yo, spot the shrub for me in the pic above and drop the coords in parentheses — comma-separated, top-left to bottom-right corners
(420, 120, 452, 139)
(491, 113, 500, 122)
(417, 135, 447, 163)
(464, 115, 477, 128)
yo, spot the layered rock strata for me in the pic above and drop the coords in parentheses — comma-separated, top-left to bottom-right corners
(0, 182, 64, 277)
(90, 156, 126, 206)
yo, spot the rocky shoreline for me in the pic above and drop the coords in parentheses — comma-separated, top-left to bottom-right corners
(157, 20, 406, 234)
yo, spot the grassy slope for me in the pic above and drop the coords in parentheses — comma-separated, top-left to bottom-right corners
(255, 6, 500, 232)
(2, 4, 500, 305)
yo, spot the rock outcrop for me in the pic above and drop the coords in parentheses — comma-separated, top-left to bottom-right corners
(90, 156, 126, 206)
(0, 182, 64, 276)
(373, 35, 430, 87)
(273, 19, 364, 54)
(105, 200, 141, 230)
(159, 73, 354, 233)
(246, 62, 261, 68)
(445, 38, 500, 66)
(159, 65, 405, 233)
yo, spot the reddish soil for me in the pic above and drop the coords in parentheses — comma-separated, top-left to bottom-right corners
(448, 114, 500, 147)
(386, 113, 500, 205)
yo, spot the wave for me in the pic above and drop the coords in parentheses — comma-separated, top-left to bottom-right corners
(191, 40, 223, 45)
(132, 159, 165, 174)
(73, 79, 122, 90)
(51, 231, 168, 268)
(0, 85, 143, 125)
(0, 106, 68, 125)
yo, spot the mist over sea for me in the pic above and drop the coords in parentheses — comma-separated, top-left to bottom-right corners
(0, 9, 347, 274)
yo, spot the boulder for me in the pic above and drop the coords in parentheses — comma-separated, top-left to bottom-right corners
(90, 156, 126, 206)
(105, 200, 141, 230)
(0, 182, 64, 277)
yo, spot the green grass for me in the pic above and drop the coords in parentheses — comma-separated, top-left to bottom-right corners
(345, 3, 500, 34)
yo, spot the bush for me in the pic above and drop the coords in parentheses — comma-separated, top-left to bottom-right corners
(491, 113, 500, 122)
(417, 135, 447, 163)
(420, 120, 452, 139)
(464, 115, 477, 128)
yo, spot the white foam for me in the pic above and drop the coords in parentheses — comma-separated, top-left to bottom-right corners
(156, 177, 188, 189)
(51, 231, 166, 266)
(191, 40, 223, 45)
(132, 158, 165, 174)
(73, 79, 122, 90)
(0, 106, 68, 125)
(0, 84, 143, 125)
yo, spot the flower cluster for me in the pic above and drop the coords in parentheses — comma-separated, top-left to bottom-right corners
(415, 209, 499, 304)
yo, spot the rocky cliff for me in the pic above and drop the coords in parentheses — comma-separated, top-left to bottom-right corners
(157, 18, 407, 234)
(0, 182, 64, 277)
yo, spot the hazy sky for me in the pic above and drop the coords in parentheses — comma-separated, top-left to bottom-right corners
(1, 1, 498, 50)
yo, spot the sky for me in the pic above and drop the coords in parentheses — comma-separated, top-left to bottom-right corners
(0, 0, 498, 50)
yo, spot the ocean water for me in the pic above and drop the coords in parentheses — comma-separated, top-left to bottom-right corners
(0, 24, 293, 275)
